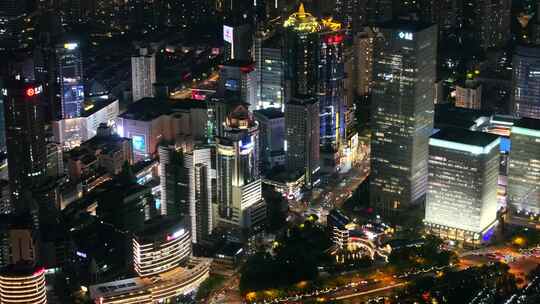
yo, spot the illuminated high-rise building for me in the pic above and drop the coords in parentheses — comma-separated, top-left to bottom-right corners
(215, 104, 266, 229)
(507, 118, 540, 220)
(131, 47, 156, 102)
(285, 96, 320, 187)
(3, 80, 47, 201)
(253, 30, 284, 110)
(370, 22, 437, 215)
(283, 4, 346, 171)
(512, 46, 540, 120)
(159, 145, 189, 218)
(56, 41, 85, 119)
(424, 129, 500, 245)
(354, 27, 374, 97)
(184, 146, 214, 244)
(223, 22, 253, 62)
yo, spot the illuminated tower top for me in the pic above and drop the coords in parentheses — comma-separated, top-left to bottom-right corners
(283, 3, 321, 32)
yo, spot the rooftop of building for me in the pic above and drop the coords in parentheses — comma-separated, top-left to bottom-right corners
(119, 97, 207, 121)
(376, 19, 435, 32)
(220, 59, 254, 67)
(89, 257, 212, 300)
(431, 128, 500, 148)
(0, 213, 34, 230)
(514, 117, 540, 131)
(93, 178, 150, 203)
(435, 104, 491, 130)
(81, 97, 118, 117)
(0, 262, 43, 278)
(254, 108, 284, 120)
(288, 94, 319, 105)
(515, 44, 540, 57)
(215, 241, 244, 258)
(134, 216, 188, 243)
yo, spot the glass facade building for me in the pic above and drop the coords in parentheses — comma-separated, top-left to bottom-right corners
(216, 104, 266, 229)
(507, 118, 540, 218)
(283, 5, 345, 152)
(512, 46, 540, 120)
(370, 22, 437, 215)
(4, 81, 47, 201)
(253, 31, 284, 110)
(285, 96, 320, 187)
(425, 129, 500, 245)
(56, 42, 84, 119)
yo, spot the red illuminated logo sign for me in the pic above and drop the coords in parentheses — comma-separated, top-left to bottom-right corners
(25, 85, 43, 97)
(325, 34, 344, 45)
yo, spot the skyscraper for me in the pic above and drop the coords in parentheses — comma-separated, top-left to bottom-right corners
(131, 48, 156, 102)
(3, 80, 47, 201)
(184, 146, 214, 244)
(424, 129, 500, 246)
(158, 145, 189, 217)
(56, 41, 85, 119)
(285, 96, 320, 187)
(283, 4, 345, 170)
(253, 30, 284, 110)
(507, 118, 540, 220)
(370, 22, 437, 215)
(215, 104, 266, 229)
(512, 46, 540, 120)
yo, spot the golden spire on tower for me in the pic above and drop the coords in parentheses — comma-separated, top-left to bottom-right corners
(298, 3, 306, 17)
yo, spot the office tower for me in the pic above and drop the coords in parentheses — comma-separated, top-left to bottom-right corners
(0, 264, 47, 304)
(184, 146, 214, 244)
(133, 219, 191, 277)
(223, 23, 253, 62)
(56, 41, 85, 119)
(283, 4, 345, 156)
(354, 27, 374, 97)
(216, 104, 266, 229)
(159, 145, 189, 217)
(424, 129, 500, 245)
(285, 96, 320, 187)
(462, 0, 511, 50)
(254, 108, 285, 171)
(507, 118, 540, 219)
(512, 46, 540, 120)
(3, 80, 47, 201)
(131, 48, 156, 102)
(253, 30, 284, 110)
(455, 81, 482, 110)
(370, 22, 437, 215)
